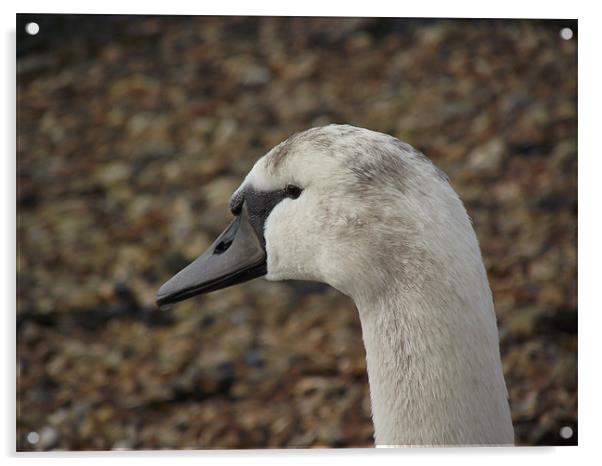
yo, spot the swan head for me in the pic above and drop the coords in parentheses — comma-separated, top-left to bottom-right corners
(156, 124, 460, 306)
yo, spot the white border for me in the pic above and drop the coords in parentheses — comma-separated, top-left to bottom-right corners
(2, 0, 583, 17)
(3, 1, 600, 465)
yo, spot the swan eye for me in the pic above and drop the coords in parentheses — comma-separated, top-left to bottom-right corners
(285, 184, 302, 199)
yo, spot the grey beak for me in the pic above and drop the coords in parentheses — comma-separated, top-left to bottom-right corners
(156, 205, 267, 307)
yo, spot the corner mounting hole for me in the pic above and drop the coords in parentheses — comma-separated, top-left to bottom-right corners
(559, 426, 573, 439)
(27, 431, 40, 444)
(560, 27, 573, 40)
(25, 22, 40, 35)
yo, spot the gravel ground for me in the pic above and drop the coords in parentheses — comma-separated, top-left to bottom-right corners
(17, 15, 577, 449)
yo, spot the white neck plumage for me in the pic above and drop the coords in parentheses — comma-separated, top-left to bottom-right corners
(353, 259, 514, 446)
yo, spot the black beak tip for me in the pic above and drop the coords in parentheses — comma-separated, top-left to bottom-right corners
(155, 292, 168, 308)
(155, 285, 173, 308)
(155, 278, 195, 308)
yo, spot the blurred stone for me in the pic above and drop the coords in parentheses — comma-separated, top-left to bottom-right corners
(112, 439, 135, 450)
(467, 138, 506, 174)
(242, 65, 271, 86)
(37, 426, 60, 450)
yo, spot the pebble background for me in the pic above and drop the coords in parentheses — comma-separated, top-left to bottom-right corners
(17, 15, 577, 449)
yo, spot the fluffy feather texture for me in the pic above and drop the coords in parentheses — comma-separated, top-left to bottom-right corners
(233, 124, 514, 446)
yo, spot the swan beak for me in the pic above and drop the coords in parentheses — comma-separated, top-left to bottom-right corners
(156, 206, 267, 307)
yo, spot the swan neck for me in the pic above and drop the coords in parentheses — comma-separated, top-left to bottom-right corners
(355, 286, 514, 446)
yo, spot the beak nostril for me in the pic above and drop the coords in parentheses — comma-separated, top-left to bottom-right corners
(214, 238, 233, 254)
(213, 213, 241, 255)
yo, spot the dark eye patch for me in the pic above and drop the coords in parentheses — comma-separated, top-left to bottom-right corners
(240, 189, 286, 246)
(232, 184, 303, 246)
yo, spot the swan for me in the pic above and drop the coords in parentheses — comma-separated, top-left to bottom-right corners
(156, 124, 515, 446)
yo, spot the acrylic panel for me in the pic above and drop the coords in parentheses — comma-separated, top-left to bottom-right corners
(16, 14, 577, 450)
